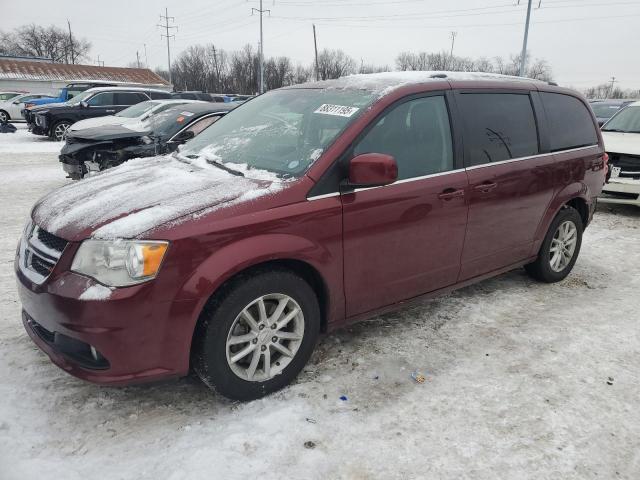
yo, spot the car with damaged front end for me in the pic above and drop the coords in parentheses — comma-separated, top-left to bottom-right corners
(59, 102, 236, 179)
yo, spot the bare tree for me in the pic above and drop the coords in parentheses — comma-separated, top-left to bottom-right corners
(316, 49, 356, 80)
(0, 23, 90, 64)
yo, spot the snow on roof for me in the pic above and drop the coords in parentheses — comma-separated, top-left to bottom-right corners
(292, 71, 545, 95)
(0, 59, 169, 86)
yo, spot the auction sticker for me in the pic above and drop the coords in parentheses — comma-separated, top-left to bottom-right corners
(314, 104, 359, 117)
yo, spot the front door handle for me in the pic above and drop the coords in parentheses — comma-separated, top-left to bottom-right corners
(473, 181, 498, 193)
(106, 109, 116, 113)
(438, 188, 465, 200)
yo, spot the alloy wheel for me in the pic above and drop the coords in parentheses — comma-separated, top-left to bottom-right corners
(0, 111, 8, 123)
(549, 220, 577, 272)
(226, 294, 305, 382)
(53, 122, 70, 141)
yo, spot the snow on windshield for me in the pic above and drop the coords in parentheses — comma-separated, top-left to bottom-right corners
(33, 154, 285, 239)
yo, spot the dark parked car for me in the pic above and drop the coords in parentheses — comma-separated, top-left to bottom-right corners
(60, 102, 236, 179)
(28, 87, 172, 140)
(172, 91, 215, 101)
(589, 99, 635, 126)
(16, 72, 606, 401)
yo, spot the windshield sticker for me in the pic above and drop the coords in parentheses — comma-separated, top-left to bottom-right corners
(180, 111, 195, 116)
(314, 104, 359, 117)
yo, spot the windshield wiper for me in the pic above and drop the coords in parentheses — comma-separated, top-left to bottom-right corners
(185, 154, 245, 177)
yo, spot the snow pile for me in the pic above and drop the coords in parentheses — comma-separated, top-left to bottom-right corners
(78, 284, 112, 301)
(33, 153, 286, 239)
(0, 124, 62, 154)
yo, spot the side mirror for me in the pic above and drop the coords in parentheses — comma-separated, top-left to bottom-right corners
(175, 130, 195, 143)
(348, 153, 398, 188)
(80, 101, 88, 108)
(12, 100, 21, 105)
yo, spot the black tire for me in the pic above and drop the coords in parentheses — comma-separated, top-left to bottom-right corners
(0, 110, 9, 123)
(192, 268, 321, 401)
(525, 206, 583, 283)
(50, 120, 71, 141)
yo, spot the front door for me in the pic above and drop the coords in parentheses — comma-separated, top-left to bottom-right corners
(342, 94, 469, 317)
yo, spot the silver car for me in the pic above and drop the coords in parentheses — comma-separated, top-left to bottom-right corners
(0, 93, 55, 122)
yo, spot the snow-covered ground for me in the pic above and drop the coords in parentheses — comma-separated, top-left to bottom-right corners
(0, 125, 639, 480)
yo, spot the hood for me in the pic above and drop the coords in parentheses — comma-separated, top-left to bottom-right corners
(602, 131, 640, 156)
(70, 115, 125, 132)
(29, 97, 62, 106)
(32, 154, 284, 241)
(30, 102, 68, 112)
(66, 124, 150, 142)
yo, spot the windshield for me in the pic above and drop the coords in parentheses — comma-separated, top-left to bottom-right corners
(115, 100, 160, 118)
(591, 103, 623, 118)
(181, 88, 377, 178)
(602, 106, 640, 133)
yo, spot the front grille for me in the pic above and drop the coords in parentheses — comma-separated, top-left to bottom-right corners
(19, 224, 67, 284)
(608, 152, 640, 179)
(36, 228, 67, 252)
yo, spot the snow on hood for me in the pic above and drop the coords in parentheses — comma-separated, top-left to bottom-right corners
(32, 154, 285, 240)
(602, 131, 640, 156)
(70, 115, 125, 132)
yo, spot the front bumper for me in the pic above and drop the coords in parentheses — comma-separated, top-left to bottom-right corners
(15, 238, 197, 385)
(600, 178, 640, 207)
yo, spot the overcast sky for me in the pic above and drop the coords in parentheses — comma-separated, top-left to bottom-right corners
(3, 0, 640, 89)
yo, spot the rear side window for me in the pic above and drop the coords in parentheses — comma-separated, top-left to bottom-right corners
(457, 93, 538, 166)
(541, 93, 598, 151)
(116, 92, 148, 105)
(148, 91, 172, 99)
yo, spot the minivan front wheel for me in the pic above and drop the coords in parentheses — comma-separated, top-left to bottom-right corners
(193, 269, 320, 401)
(525, 206, 583, 283)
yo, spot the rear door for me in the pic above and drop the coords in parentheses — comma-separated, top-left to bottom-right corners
(342, 93, 469, 317)
(114, 92, 149, 113)
(455, 90, 558, 280)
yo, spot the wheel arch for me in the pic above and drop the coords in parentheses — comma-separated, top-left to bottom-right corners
(0, 109, 10, 120)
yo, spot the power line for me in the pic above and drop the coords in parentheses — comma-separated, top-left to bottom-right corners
(158, 7, 178, 85)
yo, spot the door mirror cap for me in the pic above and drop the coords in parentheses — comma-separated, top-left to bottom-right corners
(348, 153, 398, 187)
(80, 101, 89, 108)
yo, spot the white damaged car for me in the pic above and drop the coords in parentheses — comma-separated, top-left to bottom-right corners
(600, 100, 640, 207)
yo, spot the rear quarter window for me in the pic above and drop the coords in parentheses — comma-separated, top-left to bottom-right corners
(457, 92, 539, 166)
(541, 93, 598, 151)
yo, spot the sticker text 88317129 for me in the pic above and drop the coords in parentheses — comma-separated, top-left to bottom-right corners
(314, 104, 360, 117)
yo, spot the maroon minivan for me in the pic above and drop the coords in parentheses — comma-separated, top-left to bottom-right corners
(16, 72, 607, 400)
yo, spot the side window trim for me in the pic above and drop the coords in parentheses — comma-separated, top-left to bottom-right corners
(307, 90, 459, 199)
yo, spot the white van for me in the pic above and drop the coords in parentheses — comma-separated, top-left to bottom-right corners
(600, 100, 640, 207)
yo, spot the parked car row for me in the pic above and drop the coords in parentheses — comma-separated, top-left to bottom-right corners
(60, 100, 236, 179)
(15, 71, 610, 401)
(0, 92, 56, 122)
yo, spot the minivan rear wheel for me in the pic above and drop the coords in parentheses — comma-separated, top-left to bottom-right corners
(525, 206, 583, 283)
(192, 269, 320, 401)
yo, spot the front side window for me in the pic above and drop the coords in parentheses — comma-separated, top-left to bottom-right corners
(182, 88, 376, 178)
(0, 93, 20, 101)
(601, 105, 640, 134)
(87, 92, 115, 107)
(541, 92, 598, 151)
(353, 96, 454, 180)
(457, 93, 539, 166)
(184, 115, 220, 136)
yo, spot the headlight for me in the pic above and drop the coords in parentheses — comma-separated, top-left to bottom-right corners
(139, 135, 153, 145)
(71, 240, 169, 287)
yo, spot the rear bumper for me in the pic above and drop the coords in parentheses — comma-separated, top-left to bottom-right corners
(15, 253, 198, 386)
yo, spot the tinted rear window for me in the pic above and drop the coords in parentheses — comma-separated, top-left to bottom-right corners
(149, 91, 172, 99)
(457, 93, 539, 166)
(541, 93, 598, 151)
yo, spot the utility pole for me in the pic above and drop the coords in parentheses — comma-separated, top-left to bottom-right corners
(313, 24, 319, 81)
(96, 55, 104, 67)
(518, 0, 533, 77)
(609, 77, 617, 98)
(136, 51, 141, 68)
(158, 8, 177, 86)
(144, 44, 148, 67)
(449, 31, 457, 70)
(67, 19, 75, 64)
(252, 0, 270, 94)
